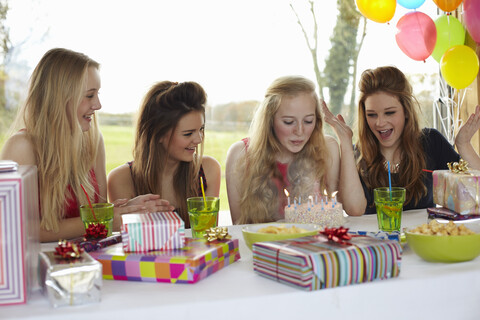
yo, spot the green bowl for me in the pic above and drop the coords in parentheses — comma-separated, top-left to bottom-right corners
(242, 223, 321, 250)
(406, 230, 480, 262)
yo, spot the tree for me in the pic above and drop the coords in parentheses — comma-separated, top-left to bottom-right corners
(290, 0, 365, 119)
(0, 0, 10, 134)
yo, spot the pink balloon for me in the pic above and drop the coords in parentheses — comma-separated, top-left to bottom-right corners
(464, 0, 480, 44)
(395, 11, 437, 61)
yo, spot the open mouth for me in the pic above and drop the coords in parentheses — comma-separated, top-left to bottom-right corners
(378, 129, 393, 139)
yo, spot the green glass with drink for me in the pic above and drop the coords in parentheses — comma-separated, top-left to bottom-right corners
(79, 203, 114, 237)
(374, 187, 406, 232)
(187, 196, 220, 238)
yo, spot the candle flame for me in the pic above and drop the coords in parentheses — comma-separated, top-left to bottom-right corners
(284, 189, 289, 197)
(308, 195, 314, 201)
(323, 189, 328, 196)
(332, 191, 338, 197)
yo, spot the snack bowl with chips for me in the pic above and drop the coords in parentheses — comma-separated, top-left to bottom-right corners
(405, 220, 480, 262)
(242, 223, 321, 250)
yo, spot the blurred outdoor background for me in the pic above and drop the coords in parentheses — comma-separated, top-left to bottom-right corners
(0, 0, 446, 211)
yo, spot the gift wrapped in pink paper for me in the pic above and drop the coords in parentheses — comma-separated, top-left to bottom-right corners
(121, 211, 185, 252)
(0, 163, 40, 306)
(432, 169, 480, 214)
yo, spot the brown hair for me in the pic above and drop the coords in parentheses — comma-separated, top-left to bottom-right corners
(130, 81, 206, 225)
(356, 66, 426, 205)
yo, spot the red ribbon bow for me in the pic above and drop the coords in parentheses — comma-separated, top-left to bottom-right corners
(319, 226, 352, 245)
(84, 223, 108, 239)
(55, 240, 84, 259)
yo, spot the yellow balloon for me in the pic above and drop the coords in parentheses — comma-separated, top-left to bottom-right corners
(440, 45, 479, 89)
(356, 0, 396, 23)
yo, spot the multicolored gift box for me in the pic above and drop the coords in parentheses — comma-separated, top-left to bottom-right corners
(89, 238, 240, 284)
(39, 251, 102, 308)
(433, 170, 480, 214)
(252, 234, 402, 291)
(121, 211, 185, 252)
(0, 164, 40, 306)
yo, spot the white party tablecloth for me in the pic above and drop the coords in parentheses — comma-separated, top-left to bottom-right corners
(3, 209, 480, 320)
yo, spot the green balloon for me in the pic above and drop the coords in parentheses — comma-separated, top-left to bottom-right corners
(432, 15, 465, 62)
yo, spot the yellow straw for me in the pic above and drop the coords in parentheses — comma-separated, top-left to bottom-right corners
(200, 176, 207, 207)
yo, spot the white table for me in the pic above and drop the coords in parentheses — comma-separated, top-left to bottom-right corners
(3, 210, 480, 320)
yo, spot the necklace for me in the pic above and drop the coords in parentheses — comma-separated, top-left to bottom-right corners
(383, 160, 400, 173)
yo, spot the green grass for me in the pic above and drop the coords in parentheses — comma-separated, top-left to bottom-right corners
(102, 125, 247, 211)
(0, 125, 246, 211)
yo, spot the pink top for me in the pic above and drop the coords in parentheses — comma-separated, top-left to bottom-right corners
(64, 169, 100, 218)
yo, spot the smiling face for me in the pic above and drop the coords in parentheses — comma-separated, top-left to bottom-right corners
(273, 92, 316, 162)
(364, 91, 406, 153)
(162, 110, 205, 163)
(77, 67, 102, 132)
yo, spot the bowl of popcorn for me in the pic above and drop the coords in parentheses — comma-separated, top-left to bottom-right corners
(405, 220, 480, 262)
(242, 223, 321, 250)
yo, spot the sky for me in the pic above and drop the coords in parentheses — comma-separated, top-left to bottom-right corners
(5, 0, 440, 114)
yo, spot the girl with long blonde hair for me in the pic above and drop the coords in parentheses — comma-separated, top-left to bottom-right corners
(107, 81, 221, 227)
(226, 75, 364, 224)
(1, 48, 167, 242)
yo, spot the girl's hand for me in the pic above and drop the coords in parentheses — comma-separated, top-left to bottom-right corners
(321, 100, 353, 143)
(126, 194, 175, 213)
(456, 105, 480, 147)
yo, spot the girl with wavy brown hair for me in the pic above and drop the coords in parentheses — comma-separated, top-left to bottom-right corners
(226, 75, 364, 224)
(107, 81, 221, 227)
(354, 66, 480, 213)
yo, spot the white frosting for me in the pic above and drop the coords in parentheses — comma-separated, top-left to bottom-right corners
(285, 201, 345, 228)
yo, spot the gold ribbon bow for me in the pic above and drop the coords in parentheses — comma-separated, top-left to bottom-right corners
(203, 227, 232, 242)
(447, 159, 470, 174)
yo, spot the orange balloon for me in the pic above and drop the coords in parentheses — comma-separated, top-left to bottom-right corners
(432, 0, 464, 12)
(356, 0, 396, 23)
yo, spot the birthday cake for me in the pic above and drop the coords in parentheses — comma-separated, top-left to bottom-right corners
(284, 197, 345, 227)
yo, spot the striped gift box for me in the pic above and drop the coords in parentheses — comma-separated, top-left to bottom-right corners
(0, 165, 40, 306)
(89, 238, 240, 283)
(252, 234, 402, 291)
(121, 211, 185, 252)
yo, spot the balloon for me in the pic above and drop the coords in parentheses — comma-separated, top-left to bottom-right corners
(397, 0, 426, 9)
(395, 12, 437, 61)
(432, 0, 463, 12)
(440, 45, 479, 89)
(432, 15, 465, 62)
(464, 0, 480, 44)
(356, 0, 396, 23)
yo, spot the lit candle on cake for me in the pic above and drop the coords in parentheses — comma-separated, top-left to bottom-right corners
(324, 189, 328, 205)
(331, 191, 338, 208)
(284, 189, 290, 207)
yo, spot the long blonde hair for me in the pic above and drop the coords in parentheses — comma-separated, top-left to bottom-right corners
(356, 66, 426, 205)
(237, 76, 329, 224)
(131, 81, 206, 226)
(12, 48, 101, 232)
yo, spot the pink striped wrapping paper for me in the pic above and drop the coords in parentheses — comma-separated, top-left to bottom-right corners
(252, 234, 402, 291)
(0, 165, 40, 306)
(121, 211, 185, 252)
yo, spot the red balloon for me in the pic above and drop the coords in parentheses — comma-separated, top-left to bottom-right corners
(464, 0, 480, 44)
(395, 12, 437, 61)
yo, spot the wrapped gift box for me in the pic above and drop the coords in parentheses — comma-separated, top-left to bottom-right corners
(89, 238, 240, 284)
(121, 211, 185, 252)
(71, 233, 123, 252)
(0, 164, 40, 306)
(39, 251, 102, 308)
(252, 234, 402, 291)
(433, 170, 480, 214)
